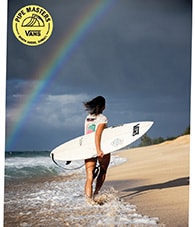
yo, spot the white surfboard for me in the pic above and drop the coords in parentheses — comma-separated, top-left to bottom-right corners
(51, 121, 153, 161)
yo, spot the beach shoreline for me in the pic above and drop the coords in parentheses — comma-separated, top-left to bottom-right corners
(4, 135, 189, 226)
(105, 135, 190, 227)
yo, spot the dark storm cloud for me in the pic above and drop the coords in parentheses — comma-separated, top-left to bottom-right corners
(7, 0, 191, 84)
(43, 0, 191, 99)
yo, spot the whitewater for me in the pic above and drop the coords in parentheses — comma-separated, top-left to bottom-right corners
(4, 151, 165, 226)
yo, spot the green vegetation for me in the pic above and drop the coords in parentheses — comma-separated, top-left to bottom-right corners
(182, 126, 190, 135)
(138, 126, 190, 147)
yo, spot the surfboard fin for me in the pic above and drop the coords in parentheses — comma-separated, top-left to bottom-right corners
(65, 161, 71, 165)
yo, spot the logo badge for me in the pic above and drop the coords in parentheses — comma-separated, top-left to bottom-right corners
(132, 124, 140, 136)
(111, 138, 123, 147)
(12, 5, 53, 46)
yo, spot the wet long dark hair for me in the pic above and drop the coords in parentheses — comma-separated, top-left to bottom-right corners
(84, 96, 106, 115)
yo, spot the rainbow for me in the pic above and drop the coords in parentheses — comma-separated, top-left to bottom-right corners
(6, 0, 115, 150)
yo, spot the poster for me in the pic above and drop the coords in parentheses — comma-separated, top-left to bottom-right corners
(2, 1, 192, 226)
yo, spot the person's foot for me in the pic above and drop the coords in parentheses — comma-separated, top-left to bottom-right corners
(86, 196, 96, 205)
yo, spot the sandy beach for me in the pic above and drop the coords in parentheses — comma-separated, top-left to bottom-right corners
(105, 135, 190, 227)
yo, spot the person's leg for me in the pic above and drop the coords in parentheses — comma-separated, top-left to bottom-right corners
(94, 153, 110, 196)
(84, 158, 97, 198)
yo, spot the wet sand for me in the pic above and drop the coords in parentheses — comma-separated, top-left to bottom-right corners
(105, 135, 190, 227)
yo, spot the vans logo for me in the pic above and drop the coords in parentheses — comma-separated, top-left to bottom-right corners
(25, 30, 41, 36)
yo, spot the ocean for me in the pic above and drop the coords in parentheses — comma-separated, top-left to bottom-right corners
(4, 151, 165, 227)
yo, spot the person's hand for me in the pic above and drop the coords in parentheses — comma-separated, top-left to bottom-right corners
(97, 150, 104, 158)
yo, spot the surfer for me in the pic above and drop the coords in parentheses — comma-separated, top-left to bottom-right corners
(83, 96, 110, 204)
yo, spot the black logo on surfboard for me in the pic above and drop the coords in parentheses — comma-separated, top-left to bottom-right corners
(132, 124, 140, 136)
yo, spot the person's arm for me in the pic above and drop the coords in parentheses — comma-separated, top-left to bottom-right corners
(95, 123, 106, 158)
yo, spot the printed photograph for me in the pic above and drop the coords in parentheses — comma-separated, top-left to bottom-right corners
(4, 1, 192, 226)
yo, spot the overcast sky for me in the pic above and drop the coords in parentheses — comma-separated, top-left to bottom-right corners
(5, 0, 192, 151)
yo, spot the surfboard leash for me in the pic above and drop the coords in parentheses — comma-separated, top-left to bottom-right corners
(51, 153, 85, 170)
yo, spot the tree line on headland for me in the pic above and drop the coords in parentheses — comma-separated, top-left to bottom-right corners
(138, 126, 190, 147)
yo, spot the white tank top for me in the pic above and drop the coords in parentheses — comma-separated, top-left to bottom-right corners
(84, 114, 108, 134)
